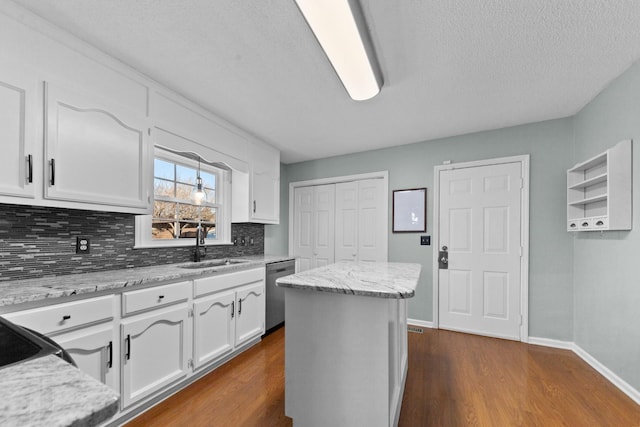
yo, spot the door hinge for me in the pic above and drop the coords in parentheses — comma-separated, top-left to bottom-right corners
(518, 177, 524, 189)
(188, 308, 194, 317)
(188, 359, 194, 369)
(519, 315, 523, 326)
(519, 246, 523, 257)
(148, 128, 151, 136)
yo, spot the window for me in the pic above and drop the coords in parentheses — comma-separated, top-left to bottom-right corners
(135, 148, 231, 248)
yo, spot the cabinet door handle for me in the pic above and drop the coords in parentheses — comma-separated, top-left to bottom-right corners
(238, 298, 242, 316)
(125, 334, 131, 360)
(50, 159, 56, 186)
(26, 154, 33, 183)
(107, 341, 113, 369)
(158, 295, 165, 300)
(231, 301, 235, 319)
(253, 200, 256, 213)
(62, 314, 71, 321)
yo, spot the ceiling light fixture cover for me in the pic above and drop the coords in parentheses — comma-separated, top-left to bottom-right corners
(294, 0, 383, 101)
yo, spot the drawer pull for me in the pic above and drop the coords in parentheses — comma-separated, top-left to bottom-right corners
(596, 220, 604, 226)
(107, 341, 113, 369)
(62, 315, 71, 321)
(158, 295, 165, 300)
(569, 223, 576, 228)
(125, 334, 131, 360)
(582, 222, 589, 227)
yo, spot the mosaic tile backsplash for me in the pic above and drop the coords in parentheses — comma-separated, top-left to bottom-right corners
(0, 204, 264, 282)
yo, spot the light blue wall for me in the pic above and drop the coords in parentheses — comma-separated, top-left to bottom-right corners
(266, 119, 575, 340)
(572, 60, 640, 392)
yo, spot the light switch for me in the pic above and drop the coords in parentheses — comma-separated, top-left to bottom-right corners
(420, 235, 430, 246)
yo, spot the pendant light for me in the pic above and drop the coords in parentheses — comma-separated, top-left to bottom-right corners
(190, 156, 207, 205)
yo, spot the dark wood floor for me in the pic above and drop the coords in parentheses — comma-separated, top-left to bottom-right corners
(125, 327, 640, 426)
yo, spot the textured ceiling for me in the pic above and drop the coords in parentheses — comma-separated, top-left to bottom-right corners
(11, 0, 640, 163)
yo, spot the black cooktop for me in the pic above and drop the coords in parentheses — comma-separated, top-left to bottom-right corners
(0, 316, 59, 369)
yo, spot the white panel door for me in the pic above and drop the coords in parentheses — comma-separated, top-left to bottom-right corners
(293, 186, 315, 272)
(357, 179, 387, 262)
(438, 162, 522, 340)
(335, 181, 358, 262)
(313, 184, 335, 268)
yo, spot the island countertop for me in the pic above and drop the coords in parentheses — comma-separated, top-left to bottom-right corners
(276, 261, 421, 299)
(0, 355, 119, 427)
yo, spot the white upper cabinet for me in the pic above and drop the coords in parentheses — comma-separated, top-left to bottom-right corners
(0, 68, 38, 200)
(250, 142, 280, 224)
(233, 141, 280, 224)
(44, 82, 151, 212)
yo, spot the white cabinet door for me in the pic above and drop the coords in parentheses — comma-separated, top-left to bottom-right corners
(0, 68, 37, 199)
(193, 290, 235, 370)
(44, 82, 151, 213)
(54, 323, 117, 392)
(249, 142, 280, 224)
(121, 304, 190, 408)
(235, 282, 265, 347)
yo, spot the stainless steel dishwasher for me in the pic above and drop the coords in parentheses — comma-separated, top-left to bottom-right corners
(265, 259, 295, 333)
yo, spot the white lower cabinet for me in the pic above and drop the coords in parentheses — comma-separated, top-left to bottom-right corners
(1, 266, 266, 424)
(54, 323, 117, 392)
(120, 303, 190, 409)
(235, 282, 266, 347)
(2, 295, 117, 394)
(193, 269, 265, 371)
(193, 290, 235, 369)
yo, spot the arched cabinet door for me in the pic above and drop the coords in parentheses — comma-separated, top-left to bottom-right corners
(235, 281, 265, 347)
(120, 304, 189, 409)
(193, 290, 236, 370)
(44, 81, 151, 213)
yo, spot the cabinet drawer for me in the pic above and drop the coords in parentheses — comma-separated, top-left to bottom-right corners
(4, 295, 114, 335)
(194, 268, 264, 298)
(122, 281, 191, 316)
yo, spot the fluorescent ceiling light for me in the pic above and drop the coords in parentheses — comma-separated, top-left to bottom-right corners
(294, 0, 383, 101)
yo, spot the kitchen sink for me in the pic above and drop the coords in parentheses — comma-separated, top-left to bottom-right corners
(178, 259, 250, 269)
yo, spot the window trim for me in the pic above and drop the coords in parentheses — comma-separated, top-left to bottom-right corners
(134, 149, 233, 249)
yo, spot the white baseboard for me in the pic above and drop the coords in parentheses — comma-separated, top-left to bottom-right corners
(529, 336, 640, 406)
(528, 336, 574, 350)
(408, 319, 434, 328)
(572, 344, 640, 406)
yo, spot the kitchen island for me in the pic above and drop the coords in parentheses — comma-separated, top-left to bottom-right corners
(276, 261, 421, 427)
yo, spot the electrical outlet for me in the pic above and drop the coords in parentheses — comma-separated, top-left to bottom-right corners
(420, 235, 430, 246)
(76, 237, 90, 254)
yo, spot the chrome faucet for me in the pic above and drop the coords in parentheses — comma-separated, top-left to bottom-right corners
(193, 225, 207, 262)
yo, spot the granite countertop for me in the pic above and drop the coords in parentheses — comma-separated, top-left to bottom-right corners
(0, 355, 119, 427)
(276, 261, 421, 299)
(0, 255, 294, 308)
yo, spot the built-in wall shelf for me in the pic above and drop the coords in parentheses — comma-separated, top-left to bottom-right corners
(567, 139, 632, 232)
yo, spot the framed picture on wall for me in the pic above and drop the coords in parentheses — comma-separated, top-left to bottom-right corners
(392, 188, 427, 232)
